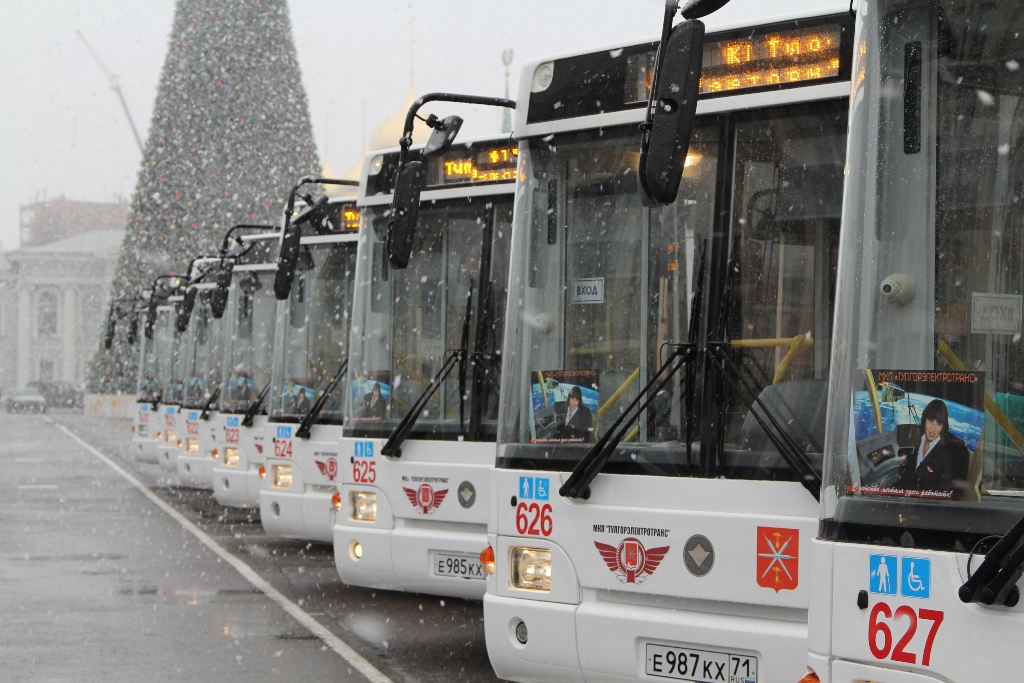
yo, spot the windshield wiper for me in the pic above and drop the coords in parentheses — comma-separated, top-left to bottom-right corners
(703, 241, 821, 500)
(199, 387, 221, 421)
(382, 283, 474, 457)
(560, 242, 707, 500)
(959, 515, 1024, 607)
(241, 381, 271, 428)
(296, 360, 348, 439)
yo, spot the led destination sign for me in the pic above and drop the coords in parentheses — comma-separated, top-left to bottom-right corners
(342, 207, 361, 231)
(432, 145, 519, 186)
(699, 24, 843, 94)
(625, 18, 847, 103)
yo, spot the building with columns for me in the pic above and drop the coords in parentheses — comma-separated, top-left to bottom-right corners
(0, 197, 126, 392)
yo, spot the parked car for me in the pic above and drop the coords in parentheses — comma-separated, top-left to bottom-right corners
(27, 380, 83, 409)
(7, 387, 48, 413)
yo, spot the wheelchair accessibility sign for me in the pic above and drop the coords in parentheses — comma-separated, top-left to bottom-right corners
(870, 554, 930, 599)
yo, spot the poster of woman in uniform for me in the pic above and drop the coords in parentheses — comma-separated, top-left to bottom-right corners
(849, 369, 984, 500)
(530, 369, 599, 443)
(350, 370, 391, 421)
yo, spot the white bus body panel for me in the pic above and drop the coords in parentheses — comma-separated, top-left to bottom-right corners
(258, 422, 342, 543)
(334, 437, 492, 600)
(212, 412, 267, 508)
(132, 401, 159, 464)
(157, 404, 180, 473)
(486, 468, 818, 682)
(176, 408, 217, 490)
(810, 540, 1024, 683)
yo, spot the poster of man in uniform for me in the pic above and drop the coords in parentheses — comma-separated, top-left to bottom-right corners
(850, 369, 984, 500)
(350, 370, 391, 421)
(530, 369, 599, 443)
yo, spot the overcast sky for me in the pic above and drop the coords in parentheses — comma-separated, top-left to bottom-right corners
(0, 0, 783, 250)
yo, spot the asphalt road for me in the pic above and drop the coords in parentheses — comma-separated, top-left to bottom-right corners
(1, 412, 497, 682)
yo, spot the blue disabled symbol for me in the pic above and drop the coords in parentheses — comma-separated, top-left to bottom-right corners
(535, 478, 549, 500)
(869, 554, 898, 595)
(900, 557, 930, 599)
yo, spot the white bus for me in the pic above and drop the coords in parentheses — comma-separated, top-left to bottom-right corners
(259, 196, 359, 543)
(806, 1, 1024, 681)
(334, 136, 514, 598)
(485, 3, 851, 681)
(212, 231, 280, 509)
(176, 258, 226, 490)
(155, 289, 187, 474)
(131, 292, 161, 464)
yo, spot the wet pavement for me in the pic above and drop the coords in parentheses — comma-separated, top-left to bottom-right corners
(1, 412, 497, 682)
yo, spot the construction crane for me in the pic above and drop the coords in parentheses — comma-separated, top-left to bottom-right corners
(76, 30, 145, 154)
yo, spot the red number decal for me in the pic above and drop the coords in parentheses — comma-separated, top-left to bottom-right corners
(540, 504, 553, 536)
(186, 421, 199, 435)
(166, 415, 174, 426)
(868, 602, 943, 667)
(352, 460, 377, 483)
(274, 439, 292, 457)
(891, 605, 918, 664)
(515, 502, 529, 535)
(919, 609, 944, 666)
(225, 428, 240, 443)
(140, 412, 149, 423)
(868, 602, 893, 659)
(526, 503, 541, 535)
(515, 502, 553, 537)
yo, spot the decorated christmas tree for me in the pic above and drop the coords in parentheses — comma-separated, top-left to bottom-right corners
(90, 0, 320, 393)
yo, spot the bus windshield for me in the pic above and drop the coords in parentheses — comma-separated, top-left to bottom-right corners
(136, 320, 159, 403)
(181, 293, 224, 410)
(499, 108, 846, 479)
(345, 198, 513, 442)
(154, 308, 183, 405)
(825, 0, 1024, 545)
(220, 269, 277, 413)
(269, 241, 356, 424)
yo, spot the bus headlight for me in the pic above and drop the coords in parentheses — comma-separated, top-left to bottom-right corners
(349, 491, 377, 522)
(185, 437, 199, 455)
(164, 428, 176, 444)
(223, 447, 240, 467)
(510, 547, 551, 592)
(271, 464, 292, 489)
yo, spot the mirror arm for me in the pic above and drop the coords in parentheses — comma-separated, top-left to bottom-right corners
(389, 92, 516, 233)
(218, 223, 277, 258)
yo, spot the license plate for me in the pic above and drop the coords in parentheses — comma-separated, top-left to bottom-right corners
(432, 552, 485, 579)
(645, 643, 757, 683)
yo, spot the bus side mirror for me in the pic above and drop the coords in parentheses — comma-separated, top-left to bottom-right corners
(638, 19, 705, 207)
(104, 312, 116, 349)
(176, 287, 198, 332)
(274, 222, 303, 300)
(424, 115, 463, 157)
(127, 308, 139, 345)
(386, 161, 425, 269)
(210, 262, 233, 319)
(145, 299, 158, 340)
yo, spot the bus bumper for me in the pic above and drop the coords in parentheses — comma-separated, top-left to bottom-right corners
(259, 487, 335, 543)
(212, 464, 262, 508)
(483, 592, 583, 682)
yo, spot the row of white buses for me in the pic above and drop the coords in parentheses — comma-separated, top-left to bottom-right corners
(118, 0, 1023, 680)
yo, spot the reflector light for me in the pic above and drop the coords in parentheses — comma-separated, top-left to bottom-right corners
(352, 542, 363, 559)
(331, 491, 342, 511)
(211, 448, 219, 460)
(258, 464, 266, 480)
(480, 545, 495, 575)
